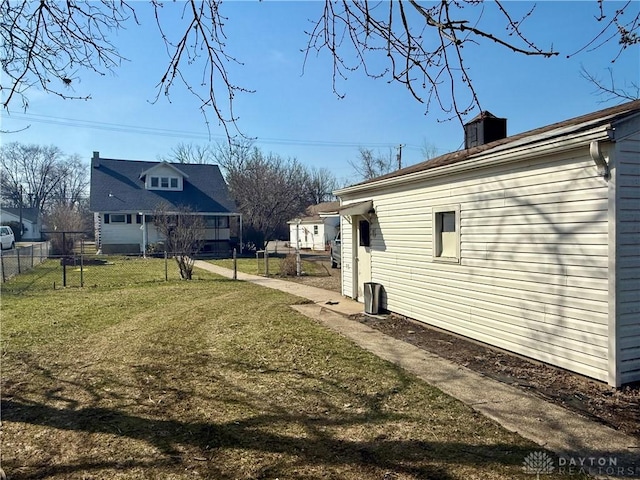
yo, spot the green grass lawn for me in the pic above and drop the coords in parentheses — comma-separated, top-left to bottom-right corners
(1, 256, 198, 294)
(1, 263, 582, 479)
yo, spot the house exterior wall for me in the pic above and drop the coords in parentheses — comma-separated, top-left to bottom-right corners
(341, 149, 612, 383)
(289, 219, 339, 251)
(100, 213, 144, 253)
(340, 214, 354, 298)
(613, 125, 640, 385)
(0, 210, 41, 240)
(99, 212, 232, 254)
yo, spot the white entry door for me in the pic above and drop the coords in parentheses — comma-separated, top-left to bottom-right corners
(354, 217, 371, 302)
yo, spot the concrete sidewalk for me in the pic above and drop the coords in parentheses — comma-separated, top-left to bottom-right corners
(195, 260, 640, 476)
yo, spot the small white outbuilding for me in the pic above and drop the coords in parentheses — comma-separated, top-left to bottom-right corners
(336, 100, 640, 387)
(288, 202, 340, 251)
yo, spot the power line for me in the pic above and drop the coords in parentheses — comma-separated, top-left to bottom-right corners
(2, 111, 426, 151)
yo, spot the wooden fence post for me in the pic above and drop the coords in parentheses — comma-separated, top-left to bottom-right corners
(164, 250, 168, 281)
(233, 248, 237, 280)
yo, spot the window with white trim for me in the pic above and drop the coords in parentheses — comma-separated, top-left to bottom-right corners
(148, 175, 181, 190)
(433, 205, 460, 263)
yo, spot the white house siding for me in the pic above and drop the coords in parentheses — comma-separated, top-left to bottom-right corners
(101, 217, 144, 250)
(615, 127, 640, 385)
(340, 215, 354, 298)
(342, 149, 612, 382)
(290, 221, 338, 250)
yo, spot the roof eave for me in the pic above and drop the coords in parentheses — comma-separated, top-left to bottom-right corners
(336, 124, 614, 197)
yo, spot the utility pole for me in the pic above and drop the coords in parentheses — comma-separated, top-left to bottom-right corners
(397, 144, 404, 170)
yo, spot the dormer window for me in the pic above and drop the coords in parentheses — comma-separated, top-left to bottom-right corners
(140, 162, 188, 192)
(148, 175, 181, 190)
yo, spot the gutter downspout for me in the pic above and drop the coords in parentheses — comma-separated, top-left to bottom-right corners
(590, 140, 609, 178)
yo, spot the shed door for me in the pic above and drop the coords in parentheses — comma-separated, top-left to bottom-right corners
(354, 217, 372, 302)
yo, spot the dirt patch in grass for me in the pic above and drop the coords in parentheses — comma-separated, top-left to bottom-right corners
(356, 312, 640, 441)
(1, 275, 580, 480)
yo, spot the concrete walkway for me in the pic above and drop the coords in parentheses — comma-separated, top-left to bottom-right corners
(195, 261, 640, 476)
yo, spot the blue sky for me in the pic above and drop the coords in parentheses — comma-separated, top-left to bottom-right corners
(1, 1, 639, 184)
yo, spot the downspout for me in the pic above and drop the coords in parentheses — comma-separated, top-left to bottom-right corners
(590, 140, 609, 178)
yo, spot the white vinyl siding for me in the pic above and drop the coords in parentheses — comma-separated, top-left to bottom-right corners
(342, 150, 612, 382)
(290, 220, 339, 251)
(615, 129, 640, 385)
(340, 215, 354, 298)
(145, 164, 184, 191)
(101, 215, 144, 247)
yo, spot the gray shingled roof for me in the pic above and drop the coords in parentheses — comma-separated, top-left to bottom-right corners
(90, 157, 237, 213)
(0, 207, 40, 223)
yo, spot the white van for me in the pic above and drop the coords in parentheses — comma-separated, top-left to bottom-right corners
(0, 225, 15, 250)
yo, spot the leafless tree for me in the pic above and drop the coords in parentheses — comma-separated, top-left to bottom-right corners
(580, 66, 640, 103)
(50, 154, 89, 208)
(349, 147, 396, 181)
(44, 202, 92, 254)
(216, 145, 316, 249)
(2, 1, 638, 132)
(152, 204, 205, 280)
(421, 140, 440, 161)
(0, 142, 65, 211)
(305, 167, 338, 204)
(159, 142, 217, 164)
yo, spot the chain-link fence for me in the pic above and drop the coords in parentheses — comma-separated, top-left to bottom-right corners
(0, 242, 51, 282)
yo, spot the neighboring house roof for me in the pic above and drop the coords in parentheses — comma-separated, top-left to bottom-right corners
(305, 201, 340, 216)
(0, 207, 40, 223)
(288, 201, 340, 224)
(90, 157, 237, 213)
(339, 99, 640, 193)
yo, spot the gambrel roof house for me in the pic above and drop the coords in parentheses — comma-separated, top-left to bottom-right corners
(90, 153, 240, 255)
(335, 100, 640, 387)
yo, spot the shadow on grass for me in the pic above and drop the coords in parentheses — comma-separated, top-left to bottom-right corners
(2, 397, 536, 480)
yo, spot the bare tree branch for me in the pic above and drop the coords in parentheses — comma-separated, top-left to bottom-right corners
(581, 65, 640, 103)
(2, 1, 638, 133)
(153, 203, 205, 280)
(1, 0, 136, 110)
(349, 147, 396, 181)
(150, 0, 253, 140)
(304, 1, 561, 123)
